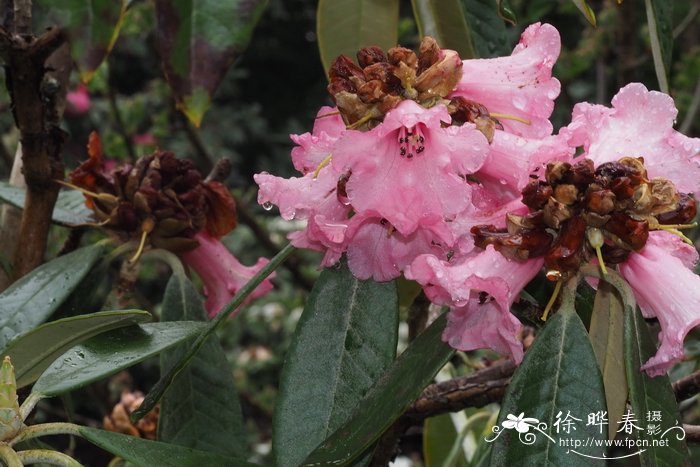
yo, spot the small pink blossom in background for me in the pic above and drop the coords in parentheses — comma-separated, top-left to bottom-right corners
(180, 231, 274, 319)
(132, 133, 156, 147)
(65, 84, 91, 117)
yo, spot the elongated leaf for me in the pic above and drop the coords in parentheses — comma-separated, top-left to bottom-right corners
(0, 244, 105, 351)
(490, 303, 606, 465)
(644, 0, 672, 93)
(317, 0, 399, 74)
(4, 310, 150, 389)
(0, 183, 95, 226)
(496, 0, 516, 25)
(625, 306, 690, 465)
(589, 281, 627, 441)
(274, 259, 398, 467)
(460, 0, 510, 58)
(131, 244, 295, 421)
(155, 0, 268, 126)
(78, 427, 257, 466)
(411, 0, 475, 59)
(303, 313, 454, 465)
(158, 274, 246, 457)
(424, 413, 468, 467)
(571, 0, 596, 26)
(32, 322, 208, 397)
(34, 0, 126, 82)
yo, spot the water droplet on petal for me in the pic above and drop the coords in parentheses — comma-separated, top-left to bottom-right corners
(262, 201, 274, 211)
(512, 96, 527, 111)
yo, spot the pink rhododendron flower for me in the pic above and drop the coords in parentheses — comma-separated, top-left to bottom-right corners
(562, 82, 700, 198)
(619, 232, 700, 376)
(406, 246, 543, 363)
(181, 231, 274, 319)
(453, 22, 561, 138)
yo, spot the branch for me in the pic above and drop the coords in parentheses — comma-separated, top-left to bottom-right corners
(683, 424, 700, 443)
(405, 359, 516, 420)
(674, 369, 700, 402)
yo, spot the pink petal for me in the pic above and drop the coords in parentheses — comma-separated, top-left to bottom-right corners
(562, 83, 700, 198)
(453, 23, 561, 138)
(344, 214, 447, 281)
(478, 131, 572, 193)
(181, 232, 274, 319)
(407, 246, 542, 308)
(333, 100, 488, 238)
(618, 240, 700, 376)
(290, 106, 345, 173)
(443, 299, 525, 363)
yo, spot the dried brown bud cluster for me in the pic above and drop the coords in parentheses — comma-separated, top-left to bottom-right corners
(472, 157, 697, 279)
(328, 37, 492, 132)
(69, 133, 236, 253)
(103, 390, 159, 440)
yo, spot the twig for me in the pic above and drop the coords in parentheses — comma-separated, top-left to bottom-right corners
(108, 85, 136, 162)
(674, 369, 700, 402)
(179, 112, 214, 172)
(683, 424, 700, 443)
(405, 359, 516, 419)
(680, 78, 700, 134)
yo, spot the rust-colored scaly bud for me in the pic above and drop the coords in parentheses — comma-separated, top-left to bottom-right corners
(544, 217, 587, 275)
(357, 46, 386, 67)
(521, 180, 553, 210)
(604, 212, 649, 251)
(327, 38, 463, 130)
(475, 156, 690, 279)
(656, 193, 697, 225)
(69, 132, 237, 255)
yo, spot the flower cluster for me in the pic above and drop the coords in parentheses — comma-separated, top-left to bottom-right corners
(69, 133, 273, 318)
(256, 24, 700, 376)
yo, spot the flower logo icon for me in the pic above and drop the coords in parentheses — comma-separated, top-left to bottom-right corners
(502, 413, 540, 433)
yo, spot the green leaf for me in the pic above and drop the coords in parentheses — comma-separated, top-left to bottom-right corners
(644, 0, 673, 93)
(571, 0, 597, 26)
(461, 0, 510, 58)
(317, 0, 399, 75)
(78, 427, 257, 466)
(154, 0, 268, 126)
(423, 413, 467, 467)
(625, 307, 690, 465)
(303, 313, 454, 465)
(490, 298, 607, 465)
(158, 273, 246, 457)
(32, 322, 208, 397)
(0, 183, 95, 226)
(0, 244, 105, 351)
(411, 0, 475, 59)
(4, 310, 150, 389)
(589, 280, 627, 441)
(274, 259, 398, 467)
(131, 244, 295, 422)
(575, 281, 596, 329)
(34, 0, 126, 83)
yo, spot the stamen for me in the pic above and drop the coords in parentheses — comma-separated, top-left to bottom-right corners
(541, 278, 562, 322)
(658, 225, 694, 245)
(586, 227, 608, 276)
(313, 154, 333, 179)
(128, 218, 156, 264)
(657, 222, 697, 230)
(347, 113, 374, 130)
(129, 230, 149, 264)
(316, 111, 341, 119)
(489, 112, 531, 125)
(55, 180, 116, 204)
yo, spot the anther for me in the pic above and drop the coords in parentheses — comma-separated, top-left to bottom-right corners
(586, 227, 608, 276)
